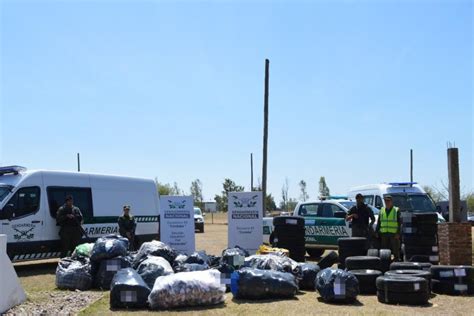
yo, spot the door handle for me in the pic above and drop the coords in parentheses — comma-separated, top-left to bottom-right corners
(32, 220, 41, 224)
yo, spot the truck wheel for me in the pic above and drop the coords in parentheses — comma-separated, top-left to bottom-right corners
(367, 248, 379, 257)
(307, 248, 324, 258)
(350, 269, 382, 294)
(345, 256, 381, 271)
(318, 251, 338, 269)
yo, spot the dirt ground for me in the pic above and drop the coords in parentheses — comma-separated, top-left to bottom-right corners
(10, 216, 474, 315)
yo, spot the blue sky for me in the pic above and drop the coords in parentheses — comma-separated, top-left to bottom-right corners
(0, 0, 472, 202)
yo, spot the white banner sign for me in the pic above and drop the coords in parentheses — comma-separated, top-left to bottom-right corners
(159, 196, 195, 255)
(228, 191, 263, 254)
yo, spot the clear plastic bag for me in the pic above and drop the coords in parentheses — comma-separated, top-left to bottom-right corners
(136, 255, 174, 289)
(72, 243, 94, 259)
(133, 240, 177, 268)
(110, 268, 151, 309)
(243, 254, 300, 275)
(56, 257, 93, 291)
(90, 234, 129, 262)
(221, 246, 249, 268)
(148, 269, 226, 309)
(230, 268, 298, 299)
(316, 268, 359, 303)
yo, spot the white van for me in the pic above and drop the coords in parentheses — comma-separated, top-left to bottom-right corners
(0, 166, 160, 261)
(347, 182, 444, 222)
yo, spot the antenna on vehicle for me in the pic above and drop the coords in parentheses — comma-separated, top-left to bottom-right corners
(410, 149, 413, 186)
(77, 153, 81, 172)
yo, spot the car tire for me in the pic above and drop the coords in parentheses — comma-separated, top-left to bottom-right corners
(273, 216, 305, 227)
(384, 269, 432, 284)
(345, 256, 381, 271)
(390, 262, 431, 271)
(430, 265, 474, 282)
(379, 249, 392, 272)
(350, 269, 382, 294)
(377, 289, 430, 305)
(402, 235, 438, 247)
(367, 249, 379, 257)
(376, 275, 429, 294)
(338, 237, 367, 249)
(307, 248, 325, 258)
(431, 279, 473, 295)
(318, 251, 339, 269)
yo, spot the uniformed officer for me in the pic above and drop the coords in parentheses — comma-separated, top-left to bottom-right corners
(346, 193, 375, 239)
(375, 195, 402, 261)
(56, 195, 83, 257)
(118, 205, 136, 250)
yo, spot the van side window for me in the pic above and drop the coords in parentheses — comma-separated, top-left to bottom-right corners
(319, 204, 340, 217)
(363, 195, 374, 206)
(5, 187, 41, 218)
(47, 187, 93, 219)
(299, 203, 319, 216)
(375, 196, 384, 209)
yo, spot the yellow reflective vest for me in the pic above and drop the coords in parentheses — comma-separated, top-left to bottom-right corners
(379, 206, 399, 234)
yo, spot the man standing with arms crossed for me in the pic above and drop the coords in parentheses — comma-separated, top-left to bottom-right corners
(56, 195, 84, 257)
(375, 195, 402, 261)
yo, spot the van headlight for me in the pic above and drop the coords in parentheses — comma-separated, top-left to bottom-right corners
(196, 218, 203, 223)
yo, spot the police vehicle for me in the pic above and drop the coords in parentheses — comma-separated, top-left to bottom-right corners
(0, 166, 160, 261)
(194, 207, 205, 233)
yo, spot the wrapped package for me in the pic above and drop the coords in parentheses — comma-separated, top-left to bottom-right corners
(95, 256, 132, 290)
(90, 234, 129, 262)
(230, 268, 298, 299)
(56, 257, 93, 291)
(148, 269, 226, 309)
(221, 246, 249, 268)
(133, 240, 177, 268)
(243, 254, 300, 275)
(110, 268, 151, 309)
(298, 263, 321, 290)
(316, 268, 359, 303)
(72, 243, 94, 259)
(136, 256, 174, 289)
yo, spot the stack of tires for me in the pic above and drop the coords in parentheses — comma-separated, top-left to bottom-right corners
(430, 265, 474, 295)
(337, 237, 367, 269)
(401, 212, 439, 265)
(376, 275, 430, 305)
(345, 256, 382, 294)
(367, 248, 392, 272)
(272, 216, 306, 262)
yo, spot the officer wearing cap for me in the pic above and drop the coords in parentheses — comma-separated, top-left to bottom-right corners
(118, 205, 136, 250)
(346, 193, 375, 239)
(375, 195, 402, 261)
(56, 195, 83, 257)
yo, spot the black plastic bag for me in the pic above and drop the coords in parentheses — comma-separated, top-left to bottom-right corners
(185, 251, 209, 265)
(95, 256, 132, 290)
(243, 254, 300, 275)
(217, 263, 237, 292)
(133, 241, 177, 268)
(136, 256, 174, 289)
(90, 234, 129, 262)
(110, 268, 151, 309)
(208, 255, 221, 267)
(231, 268, 298, 299)
(299, 263, 321, 290)
(221, 246, 249, 268)
(316, 268, 359, 303)
(148, 269, 225, 309)
(56, 257, 93, 291)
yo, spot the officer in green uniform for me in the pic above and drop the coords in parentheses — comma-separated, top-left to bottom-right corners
(56, 195, 83, 257)
(375, 195, 402, 261)
(118, 205, 136, 250)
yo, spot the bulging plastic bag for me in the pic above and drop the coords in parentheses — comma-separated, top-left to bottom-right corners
(133, 240, 177, 268)
(221, 246, 249, 268)
(243, 254, 300, 275)
(72, 243, 94, 259)
(185, 251, 209, 265)
(298, 263, 321, 290)
(90, 234, 129, 262)
(110, 268, 151, 309)
(177, 263, 210, 272)
(95, 256, 132, 290)
(316, 268, 359, 303)
(136, 256, 174, 289)
(230, 268, 298, 299)
(56, 257, 93, 291)
(148, 269, 226, 309)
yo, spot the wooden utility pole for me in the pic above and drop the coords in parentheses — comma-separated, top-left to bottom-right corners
(77, 153, 81, 172)
(262, 59, 269, 217)
(447, 146, 462, 222)
(250, 153, 254, 191)
(410, 149, 413, 183)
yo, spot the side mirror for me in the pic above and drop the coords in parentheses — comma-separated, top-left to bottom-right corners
(334, 211, 346, 218)
(0, 204, 15, 220)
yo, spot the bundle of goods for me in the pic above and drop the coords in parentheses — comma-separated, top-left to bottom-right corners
(56, 257, 93, 291)
(110, 268, 151, 309)
(316, 268, 359, 303)
(230, 268, 298, 299)
(243, 254, 300, 276)
(72, 243, 94, 259)
(133, 240, 177, 268)
(95, 256, 132, 290)
(430, 265, 474, 295)
(221, 246, 249, 268)
(337, 237, 368, 269)
(298, 263, 320, 290)
(256, 245, 290, 257)
(272, 216, 306, 262)
(90, 234, 129, 262)
(401, 212, 439, 264)
(148, 269, 225, 309)
(136, 256, 174, 289)
(376, 275, 430, 305)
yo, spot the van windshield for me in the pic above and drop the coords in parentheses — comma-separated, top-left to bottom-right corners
(389, 194, 436, 213)
(0, 186, 12, 202)
(194, 208, 202, 215)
